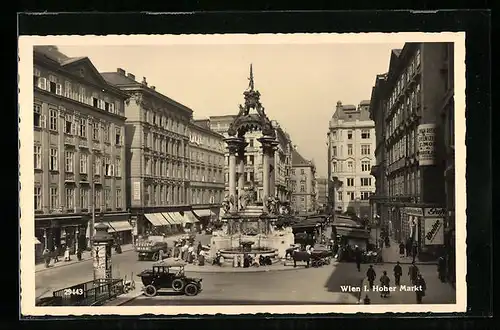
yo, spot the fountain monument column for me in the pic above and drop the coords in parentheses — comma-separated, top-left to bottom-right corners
(258, 136, 278, 213)
(225, 137, 246, 214)
(268, 141, 279, 201)
(237, 142, 248, 210)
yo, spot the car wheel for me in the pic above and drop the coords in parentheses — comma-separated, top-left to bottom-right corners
(143, 285, 157, 297)
(172, 279, 185, 292)
(184, 283, 198, 296)
(152, 253, 159, 261)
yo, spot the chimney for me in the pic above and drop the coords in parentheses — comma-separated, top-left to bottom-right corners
(151, 86, 156, 90)
(127, 73, 135, 80)
(117, 68, 126, 75)
(142, 77, 148, 87)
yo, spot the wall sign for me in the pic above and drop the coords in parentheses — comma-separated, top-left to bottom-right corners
(402, 207, 424, 217)
(424, 207, 447, 217)
(133, 181, 141, 201)
(424, 217, 444, 245)
(418, 124, 437, 166)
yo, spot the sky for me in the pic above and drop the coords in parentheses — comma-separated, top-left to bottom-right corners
(57, 42, 403, 177)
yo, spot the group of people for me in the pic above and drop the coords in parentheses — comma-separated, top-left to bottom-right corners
(172, 240, 206, 266)
(364, 261, 427, 304)
(42, 245, 83, 268)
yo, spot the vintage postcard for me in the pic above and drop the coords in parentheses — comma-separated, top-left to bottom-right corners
(19, 32, 466, 316)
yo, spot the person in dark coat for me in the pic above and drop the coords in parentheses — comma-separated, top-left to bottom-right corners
(399, 242, 405, 256)
(405, 239, 412, 257)
(354, 246, 362, 272)
(415, 273, 427, 304)
(437, 256, 447, 282)
(197, 241, 202, 255)
(366, 265, 376, 289)
(408, 262, 419, 285)
(363, 294, 371, 304)
(393, 261, 403, 285)
(380, 271, 391, 298)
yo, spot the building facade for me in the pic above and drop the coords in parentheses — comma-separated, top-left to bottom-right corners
(368, 43, 453, 261)
(33, 46, 130, 257)
(327, 100, 376, 218)
(290, 149, 317, 214)
(316, 177, 328, 210)
(209, 116, 293, 202)
(102, 69, 192, 236)
(188, 119, 226, 226)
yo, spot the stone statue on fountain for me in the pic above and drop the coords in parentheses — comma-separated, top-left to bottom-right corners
(222, 194, 234, 214)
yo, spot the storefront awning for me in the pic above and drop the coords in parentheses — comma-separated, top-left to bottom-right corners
(193, 209, 212, 218)
(159, 213, 175, 225)
(152, 213, 171, 226)
(336, 227, 371, 239)
(145, 213, 165, 227)
(164, 212, 182, 225)
(106, 220, 133, 233)
(184, 211, 199, 224)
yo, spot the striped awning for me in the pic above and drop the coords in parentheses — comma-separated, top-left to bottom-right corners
(106, 220, 133, 233)
(193, 209, 211, 218)
(160, 213, 175, 225)
(145, 213, 164, 227)
(183, 211, 199, 224)
(152, 213, 170, 226)
(164, 212, 182, 225)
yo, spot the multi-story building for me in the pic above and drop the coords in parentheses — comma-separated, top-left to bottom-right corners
(33, 46, 130, 257)
(188, 118, 225, 226)
(316, 177, 328, 210)
(209, 116, 293, 202)
(102, 68, 192, 235)
(290, 149, 317, 214)
(327, 100, 376, 218)
(368, 42, 452, 260)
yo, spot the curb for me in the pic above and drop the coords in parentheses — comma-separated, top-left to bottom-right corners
(184, 261, 339, 274)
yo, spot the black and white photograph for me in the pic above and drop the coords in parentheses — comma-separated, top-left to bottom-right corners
(19, 33, 466, 315)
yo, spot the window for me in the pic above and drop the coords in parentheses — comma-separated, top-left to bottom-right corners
(104, 157, 114, 176)
(332, 146, 337, 157)
(337, 191, 343, 201)
(34, 187, 42, 210)
(49, 148, 58, 171)
(361, 144, 371, 155)
(104, 188, 111, 209)
(103, 124, 110, 143)
(37, 77, 47, 91)
(347, 131, 353, 139)
(80, 153, 88, 174)
(361, 177, 372, 186)
(300, 184, 305, 192)
(361, 191, 371, 200)
(94, 189, 101, 207)
(347, 144, 353, 156)
(92, 121, 100, 140)
(79, 118, 87, 138)
(115, 127, 122, 145)
(34, 145, 42, 169)
(331, 130, 337, 140)
(64, 81, 72, 98)
(50, 187, 58, 209)
(361, 129, 370, 139)
(143, 132, 149, 148)
(347, 161, 353, 172)
(49, 109, 58, 131)
(115, 158, 121, 177)
(116, 189, 122, 208)
(361, 161, 371, 172)
(347, 178, 354, 187)
(291, 169, 295, 175)
(348, 192, 355, 201)
(64, 151, 74, 172)
(93, 155, 101, 175)
(300, 169, 305, 175)
(65, 114, 75, 135)
(331, 161, 337, 173)
(33, 68, 40, 85)
(80, 188, 88, 209)
(65, 187, 75, 210)
(34, 104, 44, 128)
(249, 139, 254, 147)
(48, 75, 58, 94)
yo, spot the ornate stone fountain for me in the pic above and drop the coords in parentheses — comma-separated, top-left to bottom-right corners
(210, 65, 294, 262)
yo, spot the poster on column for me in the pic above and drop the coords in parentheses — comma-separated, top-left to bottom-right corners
(417, 123, 437, 166)
(424, 217, 444, 245)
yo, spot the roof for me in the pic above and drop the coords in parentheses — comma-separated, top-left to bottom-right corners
(330, 101, 373, 124)
(291, 149, 313, 167)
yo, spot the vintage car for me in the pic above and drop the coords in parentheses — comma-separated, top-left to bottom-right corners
(137, 259, 203, 297)
(135, 235, 170, 261)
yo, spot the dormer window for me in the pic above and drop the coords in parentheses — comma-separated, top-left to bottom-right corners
(79, 68, 85, 77)
(347, 131, 353, 139)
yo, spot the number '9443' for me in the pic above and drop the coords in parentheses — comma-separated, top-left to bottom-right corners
(64, 288, 84, 296)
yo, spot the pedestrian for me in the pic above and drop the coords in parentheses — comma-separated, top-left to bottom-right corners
(415, 273, 427, 304)
(42, 248, 51, 268)
(399, 241, 405, 257)
(406, 239, 412, 257)
(64, 246, 71, 262)
(380, 270, 391, 298)
(53, 245, 59, 263)
(393, 261, 402, 286)
(354, 245, 362, 272)
(408, 261, 419, 285)
(158, 248, 164, 261)
(197, 241, 202, 255)
(437, 255, 447, 282)
(76, 248, 82, 261)
(363, 294, 371, 304)
(181, 242, 188, 261)
(366, 265, 376, 290)
(187, 244, 194, 263)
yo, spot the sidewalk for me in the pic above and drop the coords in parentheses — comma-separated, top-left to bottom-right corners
(380, 239, 436, 265)
(183, 258, 335, 273)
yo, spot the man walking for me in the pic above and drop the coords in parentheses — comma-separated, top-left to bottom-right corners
(354, 246, 362, 272)
(415, 273, 427, 304)
(393, 261, 402, 286)
(408, 261, 419, 285)
(380, 271, 391, 298)
(366, 265, 376, 290)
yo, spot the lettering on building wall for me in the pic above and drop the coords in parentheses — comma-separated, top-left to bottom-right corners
(424, 218, 444, 245)
(424, 207, 447, 217)
(402, 207, 424, 217)
(133, 181, 141, 201)
(418, 124, 437, 166)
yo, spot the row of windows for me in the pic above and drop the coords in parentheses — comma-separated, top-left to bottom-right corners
(342, 177, 373, 187)
(388, 170, 421, 197)
(189, 132, 225, 152)
(191, 150, 224, 166)
(34, 146, 122, 176)
(386, 86, 421, 139)
(336, 190, 373, 201)
(143, 185, 223, 206)
(144, 109, 188, 136)
(332, 160, 372, 173)
(190, 167, 224, 183)
(387, 127, 418, 166)
(387, 49, 421, 110)
(330, 129, 372, 141)
(34, 186, 122, 211)
(331, 144, 371, 157)
(144, 132, 186, 157)
(34, 70, 122, 116)
(34, 104, 123, 145)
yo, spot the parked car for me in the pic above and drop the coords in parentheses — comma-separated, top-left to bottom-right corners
(135, 235, 170, 261)
(137, 259, 203, 297)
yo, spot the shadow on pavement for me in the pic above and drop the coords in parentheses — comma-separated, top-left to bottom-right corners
(324, 261, 365, 301)
(156, 291, 185, 296)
